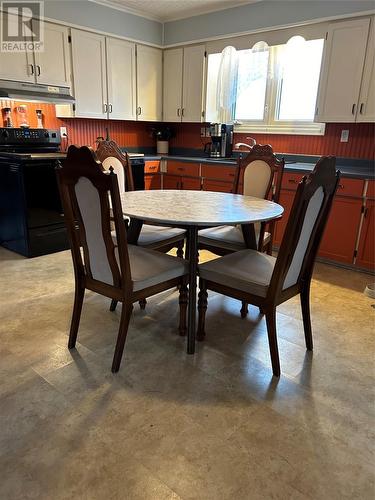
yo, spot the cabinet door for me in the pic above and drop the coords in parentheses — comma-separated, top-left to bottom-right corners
(182, 45, 206, 122)
(315, 18, 370, 123)
(163, 175, 181, 189)
(357, 17, 375, 122)
(318, 196, 362, 264)
(0, 12, 34, 83)
(273, 190, 296, 246)
(106, 38, 136, 120)
(136, 45, 162, 121)
(163, 48, 183, 122)
(356, 199, 374, 270)
(71, 29, 107, 119)
(34, 22, 70, 86)
(203, 180, 232, 193)
(181, 177, 201, 190)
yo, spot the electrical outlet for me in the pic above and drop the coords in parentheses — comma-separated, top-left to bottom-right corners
(60, 126, 67, 137)
(340, 129, 349, 142)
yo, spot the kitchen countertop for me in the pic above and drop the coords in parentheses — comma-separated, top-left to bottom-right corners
(139, 153, 374, 180)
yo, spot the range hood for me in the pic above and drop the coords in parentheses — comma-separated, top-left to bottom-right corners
(0, 80, 75, 104)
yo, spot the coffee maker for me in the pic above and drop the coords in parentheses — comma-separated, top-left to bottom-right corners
(206, 123, 234, 158)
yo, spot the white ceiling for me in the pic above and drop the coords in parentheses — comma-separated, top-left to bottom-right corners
(92, 0, 261, 22)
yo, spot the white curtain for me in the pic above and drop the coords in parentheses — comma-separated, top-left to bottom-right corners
(216, 46, 239, 123)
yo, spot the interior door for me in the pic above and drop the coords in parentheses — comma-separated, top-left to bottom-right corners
(34, 21, 71, 87)
(106, 37, 136, 120)
(136, 45, 162, 121)
(163, 48, 183, 122)
(182, 45, 206, 122)
(71, 29, 107, 119)
(0, 12, 35, 83)
(315, 18, 370, 122)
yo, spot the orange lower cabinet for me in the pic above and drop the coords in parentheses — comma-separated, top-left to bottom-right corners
(180, 177, 201, 190)
(318, 196, 363, 264)
(144, 174, 161, 190)
(163, 175, 181, 189)
(273, 190, 295, 246)
(203, 180, 232, 192)
(356, 199, 375, 270)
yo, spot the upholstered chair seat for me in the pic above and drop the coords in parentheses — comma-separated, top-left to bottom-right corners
(198, 225, 271, 252)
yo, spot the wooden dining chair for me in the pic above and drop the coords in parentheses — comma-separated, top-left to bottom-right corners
(197, 156, 340, 377)
(198, 144, 285, 257)
(56, 145, 189, 373)
(96, 139, 186, 257)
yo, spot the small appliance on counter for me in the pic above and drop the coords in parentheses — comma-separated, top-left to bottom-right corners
(205, 123, 234, 158)
(0, 127, 68, 257)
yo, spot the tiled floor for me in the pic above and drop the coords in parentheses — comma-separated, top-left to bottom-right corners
(0, 246, 374, 499)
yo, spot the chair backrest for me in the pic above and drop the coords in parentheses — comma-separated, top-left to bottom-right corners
(56, 145, 131, 292)
(269, 156, 340, 297)
(233, 144, 285, 202)
(95, 139, 135, 194)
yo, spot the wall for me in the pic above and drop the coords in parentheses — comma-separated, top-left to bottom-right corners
(168, 122, 375, 159)
(44, 0, 163, 46)
(1, 101, 373, 159)
(164, 0, 375, 46)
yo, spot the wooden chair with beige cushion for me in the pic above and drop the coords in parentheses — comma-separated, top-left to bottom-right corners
(96, 139, 186, 256)
(198, 144, 284, 257)
(197, 156, 340, 377)
(56, 146, 189, 373)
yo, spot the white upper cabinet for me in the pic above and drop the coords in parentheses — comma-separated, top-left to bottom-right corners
(34, 22, 70, 87)
(163, 45, 206, 123)
(136, 45, 162, 121)
(0, 12, 34, 83)
(106, 38, 136, 120)
(163, 48, 183, 122)
(357, 17, 375, 122)
(71, 29, 107, 119)
(315, 18, 370, 123)
(181, 45, 206, 122)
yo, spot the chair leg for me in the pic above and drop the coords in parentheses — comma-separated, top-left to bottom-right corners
(300, 282, 313, 350)
(112, 303, 133, 373)
(265, 307, 280, 377)
(176, 240, 184, 259)
(139, 298, 147, 310)
(178, 282, 188, 336)
(197, 280, 208, 341)
(240, 301, 248, 318)
(68, 284, 85, 349)
(110, 299, 118, 312)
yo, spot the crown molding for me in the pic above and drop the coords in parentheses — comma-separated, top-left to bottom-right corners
(89, 0, 163, 22)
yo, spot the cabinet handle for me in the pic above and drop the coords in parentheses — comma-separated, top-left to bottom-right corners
(103, 103, 108, 113)
(36, 65, 41, 76)
(181, 108, 185, 117)
(177, 108, 181, 116)
(177, 167, 185, 171)
(137, 106, 142, 115)
(338, 184, 344, 189)
(360, 103, 364, 114)
(29, 64, 34, 75)
(108, 103, 113, 113)
(364, 207, 368, 218)
(288, 179, 298, 184)
(351, 103, 356, 115)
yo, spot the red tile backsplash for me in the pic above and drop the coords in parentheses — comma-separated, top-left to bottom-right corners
(1, 101, 374, 159)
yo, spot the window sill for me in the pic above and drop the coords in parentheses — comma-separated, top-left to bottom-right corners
(234, 122, 326, 136)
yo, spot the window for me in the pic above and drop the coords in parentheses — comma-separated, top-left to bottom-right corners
(206, 37, 325, 135)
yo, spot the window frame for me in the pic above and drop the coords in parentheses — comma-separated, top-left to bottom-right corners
(231, 42, 326, 135)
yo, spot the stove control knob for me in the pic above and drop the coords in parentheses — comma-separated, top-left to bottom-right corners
(44, 132, 50, 138)
(1, 130, 9, 140)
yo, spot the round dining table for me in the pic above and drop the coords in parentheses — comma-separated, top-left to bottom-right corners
(120, 190, 284, 355)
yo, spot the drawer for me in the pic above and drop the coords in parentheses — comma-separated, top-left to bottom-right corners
(144, 161, 160, 173)
(335, 178, 364, 198)
(281, 172, 305, 191)
(167, 161, 200, 177)
(203, 180, 232, 193)
(201, 165, 236, 183)
(366, 180, 375, 199)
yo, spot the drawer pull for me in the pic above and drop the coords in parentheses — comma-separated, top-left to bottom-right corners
(177, 167, 185, 171)
(288, 179, 298, 184)
(148, 166, 156, 170)
(338, 184, 344, 189)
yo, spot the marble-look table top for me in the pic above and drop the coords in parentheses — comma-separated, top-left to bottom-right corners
(120, 190, 283, 226)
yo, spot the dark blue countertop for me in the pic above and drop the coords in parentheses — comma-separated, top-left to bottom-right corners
(123, 147, 374, 180)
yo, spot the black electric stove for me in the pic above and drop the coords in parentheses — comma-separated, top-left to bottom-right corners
(0, 128, 70, 257)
